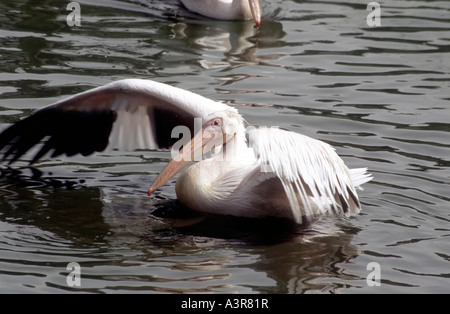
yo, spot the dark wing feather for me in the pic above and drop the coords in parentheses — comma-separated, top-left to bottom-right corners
(0, 106, 117, 164)
(0, 79, 233, 164)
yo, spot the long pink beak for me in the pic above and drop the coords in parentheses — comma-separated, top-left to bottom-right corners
(249, 0, 262, 27)
(147, 124, 223, 196)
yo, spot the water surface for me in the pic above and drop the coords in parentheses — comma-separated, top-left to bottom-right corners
(0, 0, 449, 293)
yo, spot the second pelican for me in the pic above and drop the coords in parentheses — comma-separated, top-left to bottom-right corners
(180, 0, 262, 26)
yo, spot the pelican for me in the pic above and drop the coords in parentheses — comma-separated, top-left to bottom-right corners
(180, 0, 262, 26)
(0, 79, 371, 224)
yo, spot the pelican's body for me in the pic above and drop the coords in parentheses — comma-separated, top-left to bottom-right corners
(180, 0, 261, 26)
(0, 79, 372, 224)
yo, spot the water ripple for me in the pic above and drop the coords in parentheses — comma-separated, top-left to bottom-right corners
(0, 0, 449, 294)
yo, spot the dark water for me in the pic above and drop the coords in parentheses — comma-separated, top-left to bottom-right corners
(0, 0, 449, 293)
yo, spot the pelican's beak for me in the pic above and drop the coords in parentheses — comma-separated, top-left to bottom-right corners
(249, 0, 261, 27)
(147, 124, 224, 196)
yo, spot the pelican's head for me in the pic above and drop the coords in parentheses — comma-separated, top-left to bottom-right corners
(147, 109, 244, 196)
(203, 109, 245, 143)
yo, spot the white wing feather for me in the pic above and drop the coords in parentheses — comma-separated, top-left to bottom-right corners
(247, 127, 372, 223)
(0, 79, 235, 163)
(63, 79, 234, 151)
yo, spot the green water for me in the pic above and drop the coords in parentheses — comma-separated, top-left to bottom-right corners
(0, 0, 449, 293)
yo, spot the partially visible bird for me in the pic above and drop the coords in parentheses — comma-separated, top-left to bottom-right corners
(180, 0, 261, 26)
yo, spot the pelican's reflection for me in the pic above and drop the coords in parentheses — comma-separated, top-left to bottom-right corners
(169, 19, 286, 69)
(0, 168, 362, 294)
(145, 207, 361, 293)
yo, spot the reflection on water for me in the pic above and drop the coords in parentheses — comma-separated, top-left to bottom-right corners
(0, 0, 449, 293)
(169, 19, 286, 69)
(0, 168, 362, 293)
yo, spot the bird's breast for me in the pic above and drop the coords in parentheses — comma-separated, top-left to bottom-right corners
(176, 161, 226, 210)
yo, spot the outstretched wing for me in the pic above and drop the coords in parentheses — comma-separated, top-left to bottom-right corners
(0, 79, 233, 164)
(247, 127, 372, 223)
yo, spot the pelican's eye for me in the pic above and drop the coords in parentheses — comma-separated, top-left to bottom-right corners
(204, 117, 223, 128)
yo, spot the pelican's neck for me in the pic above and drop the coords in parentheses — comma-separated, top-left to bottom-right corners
(175, 123, 254, 213)
(215, 122, 253, 163)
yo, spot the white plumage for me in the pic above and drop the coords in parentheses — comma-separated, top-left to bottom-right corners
(180, 0, 262, 26)
(0, 79, 372, 224)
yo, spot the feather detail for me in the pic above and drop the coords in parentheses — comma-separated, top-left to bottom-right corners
(247, 127, 371, 223)
(0, 79, 233, 163)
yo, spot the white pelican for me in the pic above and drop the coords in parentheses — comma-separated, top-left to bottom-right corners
(0, 79, 371, 224)
(180, 0, 261, 26)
